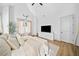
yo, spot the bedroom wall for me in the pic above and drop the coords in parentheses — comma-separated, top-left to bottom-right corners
(1, 4, 30, 34)
(13, 3, 35, 34)
(26, 4, 38, 35)
(9, 6, 15, 23)
(1, 5, 15, 34)
(2, 6, 9, 34)
(1, 3, 79, 45)
(74, 4, 79, 46)
(0, 7, 3, 33)
(0, 7, 2, 15)
(32, 3, 79, 46)
(31, 3, 76, 40)
(27, 3, 79, 45)
(0, 3, 39, 35)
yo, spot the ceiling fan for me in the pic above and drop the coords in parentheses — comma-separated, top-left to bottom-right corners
(32, 3, 43, 6)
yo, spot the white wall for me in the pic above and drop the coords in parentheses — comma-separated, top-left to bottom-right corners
(1, 3, 79, 45)
(74, 4, 79, 46)
(0, 7, 3, 33)
(2, 6, 9, 34)
(13, 3, 35, 34)
(0, 3, 38, 35)
(9, 6, 15, 23)
(0, 16, 2, 33)
(0, 6, 2, 15)
(14, 4, 34, 22)
(27, 4, 38, 35)
(30, 3, 76, 40)
(9, 3, 79, 45)
(32, 3, 79, 46)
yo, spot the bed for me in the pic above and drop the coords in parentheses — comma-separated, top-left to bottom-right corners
(12, 36, 48, 56)
(0, 34, 59, 56)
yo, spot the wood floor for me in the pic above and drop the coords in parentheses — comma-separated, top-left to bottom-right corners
(48, 40, 79, 56)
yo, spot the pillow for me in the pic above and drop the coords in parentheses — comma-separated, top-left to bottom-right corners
(32, 37, 48, 56)
(23, 43, 39, 56)
(16, 34, 25, 46)
(48, 43, 59, 56)
(21, 35, 33, 41)
(23, 39, 41, 56)
(12, 43, 39, 56)
(17, 37, 25, 46)
(39, 43, 48, 56)
(7, 37, 20, 50)
(0, 38, 11, 56)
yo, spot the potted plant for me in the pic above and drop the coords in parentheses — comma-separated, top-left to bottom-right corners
(9, 22, 16, 34)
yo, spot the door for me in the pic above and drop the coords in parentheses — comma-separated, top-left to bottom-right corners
(17, 19, 25, 34)
(60, 15, 74, 44)
(17, 19, 32, 35)
(24, 20, 32, 34)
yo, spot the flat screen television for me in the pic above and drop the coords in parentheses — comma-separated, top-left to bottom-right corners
(41, 25, 51, 33)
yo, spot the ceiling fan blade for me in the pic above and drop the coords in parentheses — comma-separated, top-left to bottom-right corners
(32, 3, 35, 6)
(39, 3, 43, 6)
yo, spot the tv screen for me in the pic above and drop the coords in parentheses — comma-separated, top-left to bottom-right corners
(41, 25, 51, 33)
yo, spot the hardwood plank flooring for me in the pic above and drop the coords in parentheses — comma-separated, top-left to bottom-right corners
(48, 40, 79, 56)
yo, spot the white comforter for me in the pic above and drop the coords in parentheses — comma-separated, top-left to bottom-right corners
(12, 37, 48, 56)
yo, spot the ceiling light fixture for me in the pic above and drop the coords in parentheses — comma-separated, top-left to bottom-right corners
(32, 3, 43, 6)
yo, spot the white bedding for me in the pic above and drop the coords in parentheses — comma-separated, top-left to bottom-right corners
(0, 38, 11, 56)
(48, 43, 59, 56)
(0, 34, 59, 56)
(12, 37, 48, 56)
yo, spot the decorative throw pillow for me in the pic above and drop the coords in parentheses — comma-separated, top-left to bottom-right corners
(17, 37, 25, 46)
(7, 37, 20, 50)
(16, 34, 25, 46)
(21, 35, 33, 41)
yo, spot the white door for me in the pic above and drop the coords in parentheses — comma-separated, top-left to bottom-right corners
(24, 21, 32, 34)
(17, 19, 25, 34)
(60, 15, 75, 44)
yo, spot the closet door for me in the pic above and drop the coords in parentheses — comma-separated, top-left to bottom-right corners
(25, 20, 32, 34)
(17, 19, 32, 35)
(17, 19, 25, 34)
(60, 15, 75, 44)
